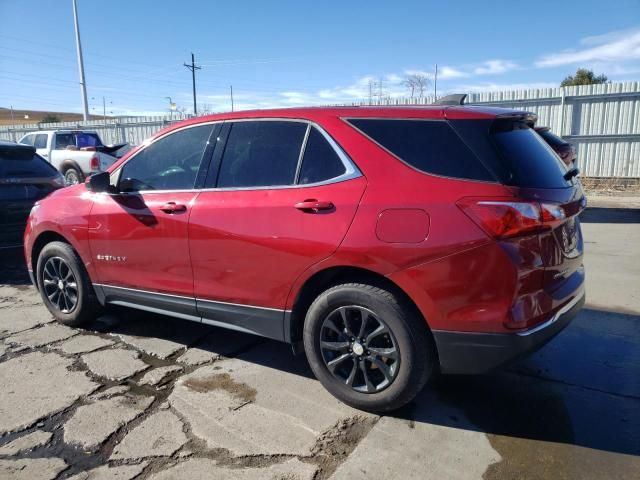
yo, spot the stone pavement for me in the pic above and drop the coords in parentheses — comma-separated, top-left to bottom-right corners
(0, 206, 638, 479)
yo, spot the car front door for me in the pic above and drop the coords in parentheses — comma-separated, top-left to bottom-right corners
(88, 123, 216, 315)
(189, 120, 366, 339)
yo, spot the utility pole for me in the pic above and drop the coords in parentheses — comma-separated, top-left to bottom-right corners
(368, 81, 373, 104)
(72, 0, 89, 121)
(10, 105, 15, 124)
(434, 64, 438, 100)
(102, 96, 107, 125)
(230, 85, 234, 112)
(184, 53, 201, 116)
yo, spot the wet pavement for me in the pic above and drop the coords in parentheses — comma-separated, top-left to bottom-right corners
(0, 206, 638, 479)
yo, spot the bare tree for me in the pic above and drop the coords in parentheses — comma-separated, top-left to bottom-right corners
(198, 103, 214, 115)
(404, 73, 431, 98)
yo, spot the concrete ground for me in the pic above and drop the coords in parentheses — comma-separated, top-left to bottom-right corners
(0, 206, 638, 479)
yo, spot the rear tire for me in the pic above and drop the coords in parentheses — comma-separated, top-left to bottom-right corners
(36, 241, 100, 327)
(64, 167, 83, 186)
(303, 283, 434, 413)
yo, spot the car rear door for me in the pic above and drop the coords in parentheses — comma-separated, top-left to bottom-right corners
(87, 124, 216, 314)
(188, 120, 365, 339)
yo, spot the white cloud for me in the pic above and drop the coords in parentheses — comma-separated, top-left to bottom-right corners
(437, 66, 469, 79)
(536, 28, 640, 67)
(473, 59, 518, 75)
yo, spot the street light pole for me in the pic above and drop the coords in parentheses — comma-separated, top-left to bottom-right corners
(72, 0, 89, 121)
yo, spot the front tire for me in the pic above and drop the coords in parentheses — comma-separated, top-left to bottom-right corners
(36, 241, 100, 326)
(303, 283, 435, 413)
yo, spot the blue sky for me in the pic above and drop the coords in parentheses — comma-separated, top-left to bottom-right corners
(1, 0, 639, 115)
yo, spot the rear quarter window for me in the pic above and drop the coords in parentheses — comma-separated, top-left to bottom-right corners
(346, 118, 494, 181)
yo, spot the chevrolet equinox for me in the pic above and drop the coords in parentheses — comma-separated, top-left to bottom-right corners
(24, 106, 586, 412)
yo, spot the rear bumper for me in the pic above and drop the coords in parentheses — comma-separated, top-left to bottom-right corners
(433, 289, 585, 374)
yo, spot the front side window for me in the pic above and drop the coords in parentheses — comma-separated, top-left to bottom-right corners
(119, 125, 213, 191)
(298, 127, 346, 184)
(216, 121, 307, 188)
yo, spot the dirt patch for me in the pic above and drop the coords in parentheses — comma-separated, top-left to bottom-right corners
(309, 415, 378, 480)
(184, 373, 257, 403)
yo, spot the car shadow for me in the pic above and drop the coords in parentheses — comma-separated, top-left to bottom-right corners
(0, 246, 32, 286)
(580, 207, 640, 224)
(92, 305, 639, 458)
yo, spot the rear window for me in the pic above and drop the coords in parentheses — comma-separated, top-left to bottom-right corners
(491, 121, 569, 188)
(0, 148, 57, 178)
(347, 118, 494, 181)
(55, 132, 102, 149)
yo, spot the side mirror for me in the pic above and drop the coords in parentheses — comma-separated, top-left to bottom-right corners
(87, 171, 111, 192)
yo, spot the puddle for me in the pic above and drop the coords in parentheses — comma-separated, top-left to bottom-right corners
(184, 373, 257, 403)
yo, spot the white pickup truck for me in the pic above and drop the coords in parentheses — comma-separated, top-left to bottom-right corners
(18, 130, 126, 185)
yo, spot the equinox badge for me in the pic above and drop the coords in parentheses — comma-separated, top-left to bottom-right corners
(96, 254, 127, 262)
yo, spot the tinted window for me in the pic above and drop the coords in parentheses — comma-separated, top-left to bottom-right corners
(492, 121, 569, 188)
(119, 125, 212, 191)
(217, 121, 307, 188)
(34, 134, 48, 149)
(537, 129, 567, 147)
(54, 132, 102, 149)
(298, 127, 346, 184)
(348, 119, 493, 181)
(0, 149, 57, 178)
(55, 133, 74, 149)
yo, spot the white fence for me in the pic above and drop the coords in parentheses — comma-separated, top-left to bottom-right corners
(1, 81, 639, 177)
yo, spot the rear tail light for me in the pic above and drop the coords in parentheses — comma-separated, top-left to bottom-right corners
(90, 155, 100, 170)
(457, 198, 566, 239)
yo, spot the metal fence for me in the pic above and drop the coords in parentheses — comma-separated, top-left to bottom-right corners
(1, 81, 639, 177)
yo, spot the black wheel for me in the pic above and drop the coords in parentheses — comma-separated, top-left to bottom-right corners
(64, 167, 83, 186)
(36, 241, 100, 326)
(303, 283, 435, 413)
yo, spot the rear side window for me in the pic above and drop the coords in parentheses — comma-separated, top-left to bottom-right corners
(347, 119, 493, 181)
(34, 134, 48, 149)
(55, 133, 73, 149)
(217, 121, 307, 188)
(298, 127, 346, 184)
(491, 121, 569, 188)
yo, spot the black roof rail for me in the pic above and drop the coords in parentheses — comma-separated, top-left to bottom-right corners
(432, 93, 467, 106)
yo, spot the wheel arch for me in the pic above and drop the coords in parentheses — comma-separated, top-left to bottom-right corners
(30, 231, 74, 286)
(60, 159, 85, 177)
(287, 265, 433, 349)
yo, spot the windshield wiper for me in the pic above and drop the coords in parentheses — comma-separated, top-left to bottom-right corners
(563, 167, 580, 181)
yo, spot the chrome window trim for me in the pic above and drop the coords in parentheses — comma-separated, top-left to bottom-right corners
(109, 118, 362, 195)
(93, 283, 291, 313)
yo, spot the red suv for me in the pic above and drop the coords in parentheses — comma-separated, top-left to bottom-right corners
(24, 106, 585, 412)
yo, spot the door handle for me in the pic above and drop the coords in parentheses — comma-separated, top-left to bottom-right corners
(159, 202, 187, 214)
(294, 199, 334, 212)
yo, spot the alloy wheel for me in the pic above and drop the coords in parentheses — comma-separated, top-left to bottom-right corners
(319, 305, 400, 393)
(42, 256, 78, 313)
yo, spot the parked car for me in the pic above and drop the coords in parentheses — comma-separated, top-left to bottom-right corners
(24, 106, 585, 412)
(19, 130, 125, 185)
(535, 126, 576, 166)
(0, 141, 64, 248)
